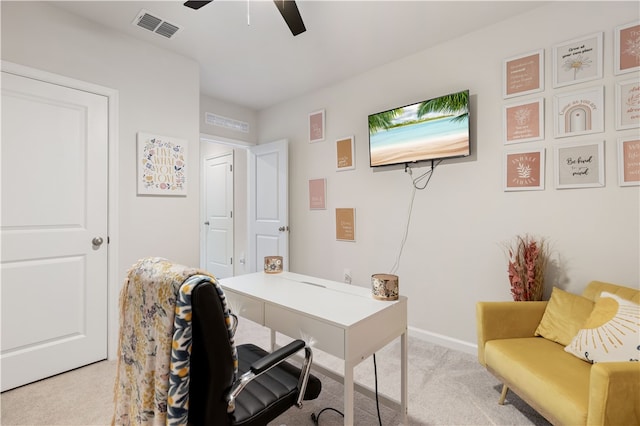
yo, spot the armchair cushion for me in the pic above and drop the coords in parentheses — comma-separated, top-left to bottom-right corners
(565, 292, 640, 363)
(534, 287, 594, 346)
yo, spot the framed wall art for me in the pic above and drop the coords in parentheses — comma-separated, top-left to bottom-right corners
(503, 98, 544, 144)
(503, 148, 545, 191)
(309, 109, 325, 143)
(552, 32, 603, 88)
(309, 178, 327, 209)
(503, 49, 544, 99)
(336, 208, 355, 242)
(615, 79, 640, 130)
(617, 137, 640, 186)
(553, 86, 604, 138)
(614, 21, 640, 75)
(336, 136, 355, 171)
(554, 140, 605, 189)
(137, 132, 187, 196)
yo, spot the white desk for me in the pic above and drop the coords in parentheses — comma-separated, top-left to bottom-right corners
(219, 271, 408, 426)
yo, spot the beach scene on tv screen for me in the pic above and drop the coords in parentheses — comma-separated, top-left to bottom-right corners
(369, 92, 469, 166)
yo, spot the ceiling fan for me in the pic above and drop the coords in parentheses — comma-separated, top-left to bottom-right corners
(183, 0, 306, 36)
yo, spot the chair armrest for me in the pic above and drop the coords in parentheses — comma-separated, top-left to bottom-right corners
(476, 301, 547, 366)
(226, 339, 312, 412)
(587, 361, 640, 426)
(250, 339, 305, 374)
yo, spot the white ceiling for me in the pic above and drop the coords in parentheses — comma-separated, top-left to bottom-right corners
(53, 1, 545, 110)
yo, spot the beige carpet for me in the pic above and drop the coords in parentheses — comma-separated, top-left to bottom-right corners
(1, 319, 549, 425)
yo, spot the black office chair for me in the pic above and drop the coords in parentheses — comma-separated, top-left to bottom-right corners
(186, 278, 322, 425)
(113, 257, 321, 426)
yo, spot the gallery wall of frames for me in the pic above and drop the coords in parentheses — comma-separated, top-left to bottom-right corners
(502, 21, 639, 192)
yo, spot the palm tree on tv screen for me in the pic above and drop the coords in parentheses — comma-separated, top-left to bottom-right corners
(368, 108, 403, 134)
(417, 91, 468, 122)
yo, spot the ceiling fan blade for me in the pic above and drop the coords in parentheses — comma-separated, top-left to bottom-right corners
(273, 0, 306, 36)
(184, 1, 213, 10)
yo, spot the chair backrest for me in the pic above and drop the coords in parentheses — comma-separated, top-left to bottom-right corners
(188, 281, 236, 425)
(582, 281, 640, 304)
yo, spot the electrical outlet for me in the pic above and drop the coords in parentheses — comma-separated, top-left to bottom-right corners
(344, 268, 352, 284)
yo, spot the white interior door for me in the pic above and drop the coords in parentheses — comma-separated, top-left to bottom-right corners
(202, 153, 234, 279)
(1, 71, 108, 391)
(248, 140, 289, 272)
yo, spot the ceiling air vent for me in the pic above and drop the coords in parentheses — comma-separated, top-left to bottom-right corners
(132, 9, 182, 39)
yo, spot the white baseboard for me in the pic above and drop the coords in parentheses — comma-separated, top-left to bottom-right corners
(408, 326, 477, 356)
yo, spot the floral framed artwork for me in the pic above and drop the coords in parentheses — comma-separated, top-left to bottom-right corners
(503, 49, 544, 99)
(336, 136, 355, 171)
(309, 178, 327, 209)
(137, 132, 187, 196)
(335, 208, 355, 242)
(553, 86, 604, 138)
(309, 109, 325, 143)
(554, 140, 605, 189)
(552, 32, 603, 88)
(503, 98, 544, 144)
(504, 148, 545, 191)
(617, 137, 640, 186)
(614, 21, 640, 75)
(615, 79, 640, 130)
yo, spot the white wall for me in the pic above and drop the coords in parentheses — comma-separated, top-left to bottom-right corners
(200, 94, 258, 144)
(1, 2, 201, 286)
(257, 2, 640, 350)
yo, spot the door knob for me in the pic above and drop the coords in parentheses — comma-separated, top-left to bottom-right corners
(278, 226, 289, 232)
(92, 237, 104, 247)
(204, 221, 210, 225)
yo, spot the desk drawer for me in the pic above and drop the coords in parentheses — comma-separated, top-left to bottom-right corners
(224, 289, 264, 325)
(265, 305, 344, 359)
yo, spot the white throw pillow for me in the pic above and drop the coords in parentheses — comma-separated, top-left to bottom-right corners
(564, 291, 640, 363)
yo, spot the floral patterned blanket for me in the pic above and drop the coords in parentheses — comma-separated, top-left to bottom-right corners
(112, 257, 238, 426)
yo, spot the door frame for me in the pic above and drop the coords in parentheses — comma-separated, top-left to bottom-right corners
(2, 61, 120, 360)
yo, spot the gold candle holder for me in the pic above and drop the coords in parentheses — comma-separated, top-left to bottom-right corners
(264, 256, 283, 273)
(371, 274, 399, 301)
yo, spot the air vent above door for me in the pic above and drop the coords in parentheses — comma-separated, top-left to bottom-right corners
(132, 9, 182, 39)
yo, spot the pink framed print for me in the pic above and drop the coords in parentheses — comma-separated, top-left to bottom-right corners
(554, 140, 605, 189)
(553, 86, 604, 138)
(336, 136, 355, 171)
(615, 79, 640, 130)
(552, 32, 603, 88)
(503, 49, 544, 99)
(618, 137, 640, 186)
(503, 98, 544, 144)
(504, 148, 545, 191)
(614, 21, 640, 75)
(309, 109, 325, 143)
(308, 178, 327, 209)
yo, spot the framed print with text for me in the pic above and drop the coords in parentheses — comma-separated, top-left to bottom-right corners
(503, 49, 544, 99)
(555, 140, 605, 189)
(336, 136, 355, 171)
(552, 32, 603, 88)
(309, 109, 325, 143)
(504, 148, 545, 191)
(614, 21, 640, 75)
(309, 178, 327, 209)
(553, 86, 604, 138)
(503, 98, 544, 144)
(137, 132, 187, 196)
(618, 137, 640, 186)
(336, 208, 355, 241)
(615, 79, 640, 130)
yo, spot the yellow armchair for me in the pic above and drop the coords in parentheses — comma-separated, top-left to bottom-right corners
(476, 281, 640, 426)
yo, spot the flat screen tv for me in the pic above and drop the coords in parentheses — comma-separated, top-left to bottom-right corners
(368, 89, 470, 167)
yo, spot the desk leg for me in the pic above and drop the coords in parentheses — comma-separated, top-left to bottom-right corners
(344, 360, 355, 426)
(270, 328, 276, 351)
(401, 330, 408, 424)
